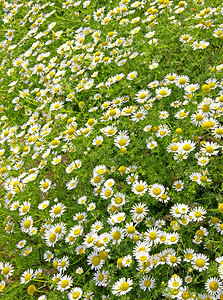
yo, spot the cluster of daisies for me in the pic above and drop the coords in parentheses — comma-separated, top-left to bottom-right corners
(0, 0, 223, 299)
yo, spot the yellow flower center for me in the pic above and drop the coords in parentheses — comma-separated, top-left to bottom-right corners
(113, 231, 121, 240)
(27, 285, 35, 295)
(92, 256, 100, 266)
(87, 237, 94, 244)
(125, 108, 132, 114)
(209, 281, 219, 291)
(53, 207, 62, 215)
(136, 113, 143, 118)
(108, 129, 115, 135)
(183, 144, 191, 151)
(37, 66, 43, 73)
(98, 274, 104, 281)
(22, 205, 29, 213)
(196, 259, 205, 267)
(170, 256, 177, 263)
(24, 220, 31, 229)
(51, 139, 59, 146)
(105, 190, 112, 197)
(202, 104, 210, 113)
(119, 282, 129, 291)
(185, 253, 193, 260)
(54, 104, 61, 109)
(197, 230, 204, 237)
(149, 232, 157, 240)
(135, 207, 143, 214)
(127, 226, 136, 234)
(140, 255, 147, 262)
(194, 211, 202, 218)
(139, 93, 146, 99)
(61, 280, 69, 288)
(136, 185, 144, 192)
(72, 291, 80, 299)
(49, 234, 56, 243)
(173, 281, 179, 287)
(170, 236, 177, 242)
(144, 280, 151, 287)
(179, 112, 186, 118)
(159, 90, 168, 96)
(87, 119, 95, 126)
(179, 78, 186, 85)
(153, 188, 161, 195)
(216, 129, 223, 135)
(42, 182, 49, 189)
(77, 215, 84, 222)
(2, 267, 10, 275)
(109, 109, 116, 116)
(74, 229, 81, 236)
(25, 273, 32, 282)
(205, 146, 214, 153)
(118, 139, 127, 146)
(115, 197, 123, 204)
(168, 75, 175, 81)
(171, 145, 178, 151)
(182, 291, 190, 299)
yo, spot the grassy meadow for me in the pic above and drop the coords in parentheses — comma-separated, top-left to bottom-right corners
(0, 0, 223, 299)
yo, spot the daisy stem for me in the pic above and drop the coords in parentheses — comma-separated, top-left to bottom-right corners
(33, 279, 47, 282)
(70, 256, 83, 266)
(62, 79, 84, 114)
(208, 130, 223, 146)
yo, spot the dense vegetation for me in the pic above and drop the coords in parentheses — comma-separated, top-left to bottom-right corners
(0, 0, 223, 299)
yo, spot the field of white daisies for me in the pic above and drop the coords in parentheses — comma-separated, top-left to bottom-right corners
(0, 0, 223, 299)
